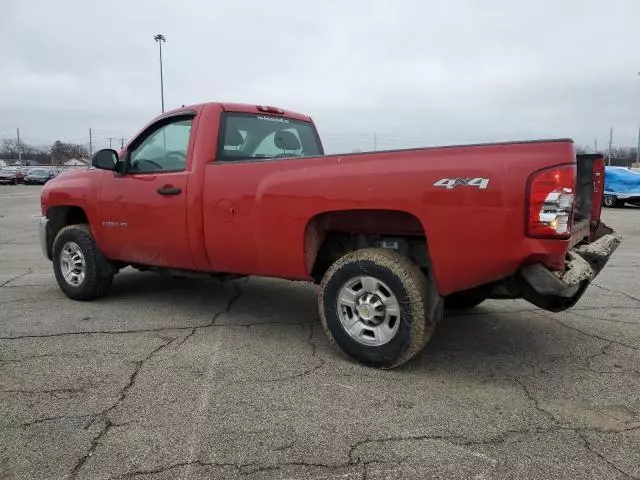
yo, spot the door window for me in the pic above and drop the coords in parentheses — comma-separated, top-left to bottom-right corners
(129, 118, 193, 173)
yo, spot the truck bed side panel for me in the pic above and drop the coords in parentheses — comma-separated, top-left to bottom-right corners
(202, 141, 575, 295)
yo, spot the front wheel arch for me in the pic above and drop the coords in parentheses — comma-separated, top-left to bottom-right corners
(44, 206, 90, 259)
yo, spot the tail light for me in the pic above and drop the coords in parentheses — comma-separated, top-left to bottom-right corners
(527, 165, 576, 238)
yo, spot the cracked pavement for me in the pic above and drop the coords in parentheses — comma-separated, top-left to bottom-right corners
(1, 186, 639, 480)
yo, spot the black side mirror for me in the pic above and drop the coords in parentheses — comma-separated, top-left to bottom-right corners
(92, 149, 118, 170)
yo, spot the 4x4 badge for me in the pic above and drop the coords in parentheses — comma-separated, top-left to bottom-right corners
(433, 177, 490, 190)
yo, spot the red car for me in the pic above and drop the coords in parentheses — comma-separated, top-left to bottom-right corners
(0, 166, 25, 185)
(39, 102, 621, 367)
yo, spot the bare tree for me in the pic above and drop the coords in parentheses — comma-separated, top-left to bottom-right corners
(0, 139, 35, 160)
(50, 141, 89, 165)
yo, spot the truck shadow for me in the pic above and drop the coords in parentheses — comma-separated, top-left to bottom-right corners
(106, 271, 576, 377)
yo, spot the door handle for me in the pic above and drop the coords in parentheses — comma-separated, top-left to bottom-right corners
(157, 186, 181, 196)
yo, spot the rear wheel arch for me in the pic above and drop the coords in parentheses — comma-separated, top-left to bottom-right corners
(303, 209, 434, 282)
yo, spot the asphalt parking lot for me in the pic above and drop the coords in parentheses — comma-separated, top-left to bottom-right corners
(1, 185, 639, 480)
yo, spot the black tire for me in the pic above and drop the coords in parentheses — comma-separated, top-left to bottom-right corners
(52, 224, 114, 301)
(11, 179, 17, 185)
(444, 290, 488, 310)
(319, 248, 437, 368)
(603, 194, 622, 208)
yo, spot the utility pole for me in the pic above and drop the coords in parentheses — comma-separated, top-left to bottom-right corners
(154, 34, 166, 113)
(106, 137, 116, 149)
(607, 127, 613, 166)
(594, 138, 597, 154)
(119, 137, 126, 149)
(89, 128, 93, 158)
(16, 128, 22, 164)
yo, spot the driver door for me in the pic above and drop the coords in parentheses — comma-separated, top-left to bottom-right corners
(96, 114, 195, 269)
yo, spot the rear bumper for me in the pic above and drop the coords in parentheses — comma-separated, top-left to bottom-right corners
(518, 225, 622, 312)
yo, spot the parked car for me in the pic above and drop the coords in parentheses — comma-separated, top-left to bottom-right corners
(603, 166, 640, 207)
(39, 102, 621, 368)
(23, 169, 55, 185)
(0, 167, 25, 185)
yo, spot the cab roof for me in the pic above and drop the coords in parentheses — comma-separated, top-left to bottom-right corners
(164, 102, 313, 123)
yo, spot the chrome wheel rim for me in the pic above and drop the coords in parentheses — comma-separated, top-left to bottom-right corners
(59, 241, 86, 287)
(604, 195, 613, 206)
(336, 276, 401, 346)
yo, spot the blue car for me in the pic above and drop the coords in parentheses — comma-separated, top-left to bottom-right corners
(603, 166, 640, 208)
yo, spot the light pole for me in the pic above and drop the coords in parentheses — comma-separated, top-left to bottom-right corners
(154, 34, 166, 113)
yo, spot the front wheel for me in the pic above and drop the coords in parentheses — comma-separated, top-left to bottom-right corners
(319, 248, 438, 368)
(52, 225, 114, 301)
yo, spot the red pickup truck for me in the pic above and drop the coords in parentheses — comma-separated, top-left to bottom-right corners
(39, 102, 621, 367)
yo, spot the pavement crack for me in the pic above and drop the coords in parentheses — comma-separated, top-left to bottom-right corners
(1, 282, 246, 342)
(69, 418, 111, 479)
(172, 281, 244, 351)
(69, 335, 179, 478)
(21, 414, 94, 428)
(108, 423, 640, 480)
(568, 309, 640, 326)
(112, 459, 352, 479)
(534, 311, 639, 351)
(577, 431, 638, 480)
(2, 387, 88, 395)
(592, 283, 640, 305)
(514, 377, 560, 425)
(515, 377, 640, 478)
(209, 282, 243, 327)
(0, 268, 32, 287)
(103, 336, 179, 416)
(0, 326, 196, 341)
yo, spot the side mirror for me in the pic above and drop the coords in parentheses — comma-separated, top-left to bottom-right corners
(92, 149, 118, 170)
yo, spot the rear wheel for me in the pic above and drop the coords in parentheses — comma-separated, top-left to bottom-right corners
(319, 248, 438, 368)
(52, 225, 114, 301)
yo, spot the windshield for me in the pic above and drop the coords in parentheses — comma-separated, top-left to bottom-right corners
(217, 113, 323, 162)
(30, 170, 49, 176)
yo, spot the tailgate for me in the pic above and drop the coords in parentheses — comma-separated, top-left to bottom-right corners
(572, 153, 605, 245)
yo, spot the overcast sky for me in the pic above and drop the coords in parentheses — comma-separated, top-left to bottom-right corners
(1, 0, 639, 153)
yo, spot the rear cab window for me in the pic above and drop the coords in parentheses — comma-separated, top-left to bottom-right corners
(217, 113, 323, 162)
